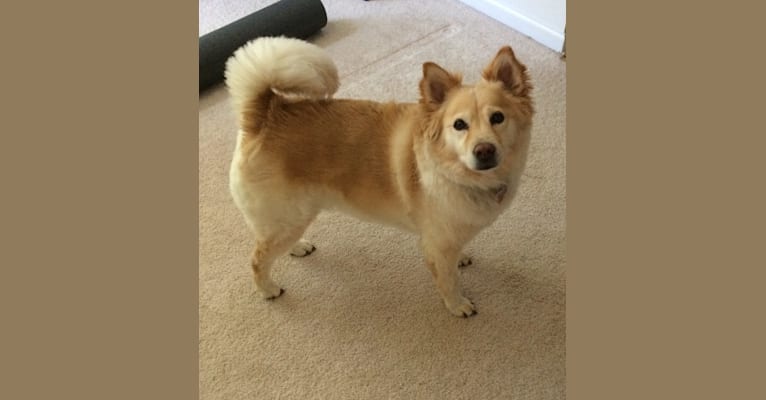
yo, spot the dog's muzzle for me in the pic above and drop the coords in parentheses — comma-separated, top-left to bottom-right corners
(473, 142, 498, 170)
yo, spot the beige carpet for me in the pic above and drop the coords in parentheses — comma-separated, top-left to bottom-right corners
(199, 1, 566, 398)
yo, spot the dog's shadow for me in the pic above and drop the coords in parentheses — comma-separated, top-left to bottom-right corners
(268, 244, 564, 360)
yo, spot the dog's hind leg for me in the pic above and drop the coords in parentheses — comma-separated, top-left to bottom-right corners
(234, 190, 317, 298)
(248, 219, 315, 299)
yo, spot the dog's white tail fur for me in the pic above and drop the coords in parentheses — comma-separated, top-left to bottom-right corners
(224, 37, 339, 131)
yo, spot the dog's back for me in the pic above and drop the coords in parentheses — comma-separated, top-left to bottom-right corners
(225, 37, 421, 229)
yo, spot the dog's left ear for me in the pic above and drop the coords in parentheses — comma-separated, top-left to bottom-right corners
(420, 62, 462, 109)
(482, 46, 531, 98)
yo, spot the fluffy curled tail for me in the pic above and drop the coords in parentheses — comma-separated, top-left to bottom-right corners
(224, 37, 339, 133)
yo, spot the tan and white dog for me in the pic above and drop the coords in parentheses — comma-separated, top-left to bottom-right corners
(224, 37, 533, 317)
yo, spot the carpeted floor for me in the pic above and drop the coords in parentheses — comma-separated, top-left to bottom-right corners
(199, 1, 566, 398)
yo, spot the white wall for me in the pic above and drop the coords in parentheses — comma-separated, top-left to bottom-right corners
(458, 0, 566, 52)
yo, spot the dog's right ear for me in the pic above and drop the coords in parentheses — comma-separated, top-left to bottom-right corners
(419, 62, 462, 109)
(482, 46, 531, 98)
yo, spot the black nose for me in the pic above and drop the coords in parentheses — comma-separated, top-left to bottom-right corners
(473, 143, 497, 169)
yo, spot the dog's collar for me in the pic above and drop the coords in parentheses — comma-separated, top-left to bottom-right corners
(490, 184, 508, 203)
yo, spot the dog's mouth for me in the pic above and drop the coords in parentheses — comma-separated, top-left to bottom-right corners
(473, 159, 499, 171)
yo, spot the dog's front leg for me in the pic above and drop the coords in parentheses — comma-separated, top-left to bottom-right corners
(421, 239, 477, 318)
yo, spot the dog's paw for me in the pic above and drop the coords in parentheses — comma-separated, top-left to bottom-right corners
(445, 296, 477, 318)
(289, 240, 316, 257)
(260, 287, 284, 300)
(256, 282, 285, 300)
(458, 254, 473, 268)
(263, 288, 285, 300)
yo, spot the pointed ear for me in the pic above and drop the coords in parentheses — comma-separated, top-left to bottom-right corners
(419, 62, 462, 108)
(482, 46, 531, 97)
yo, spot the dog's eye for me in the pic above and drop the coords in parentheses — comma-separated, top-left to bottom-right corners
(453, 119, 468, 130)
(490, 112, 505, 125)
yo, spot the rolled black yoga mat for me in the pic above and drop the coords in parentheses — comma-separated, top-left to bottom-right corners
(199, 0, 328, 92)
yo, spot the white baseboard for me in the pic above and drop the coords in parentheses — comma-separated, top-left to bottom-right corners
(458, 0, 565, 52)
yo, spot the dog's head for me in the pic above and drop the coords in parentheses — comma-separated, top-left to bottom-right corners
(419, 46, 534, 187)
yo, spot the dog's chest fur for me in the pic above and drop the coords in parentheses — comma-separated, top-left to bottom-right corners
(416, 167, 515, 233)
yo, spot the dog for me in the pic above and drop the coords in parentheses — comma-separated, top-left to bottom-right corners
(224, 37, 533, 317)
